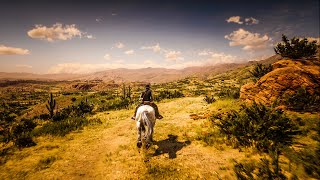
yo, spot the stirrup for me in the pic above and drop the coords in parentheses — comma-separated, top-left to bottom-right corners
(157, 115, 163, 119)
(131, 116, 136, 120)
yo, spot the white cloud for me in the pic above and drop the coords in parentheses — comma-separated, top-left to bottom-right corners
(226, 16, 243, 24)
(114, 42, 125, 49)
(245, 17, 259, 25)
(224, 28, 271, 51)
(95, 17, 103, 22)
(141, 43, 162, 53)
(104, 53, 111, 60)
(198, 49, 211, 56)
(27, 23, 93, 42)
(86, 35, 94, 39)
(0, 45, 30, 55)
(124, 49, 134, 55)
(197, 50, 240, 65)
(165, 50, 184, 62)
(16, 64, 32, 68)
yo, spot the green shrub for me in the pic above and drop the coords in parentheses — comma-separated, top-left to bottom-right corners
(34, 117, 89, 136)
(216, 86, 240, 99)
(1, 118, 37, 148)
(213, 102, 299, 151)
(154, 90, 184, 101)
(213, 102, 300, 178)
(77, 98, 94, 114)
(285, 87, 320, 112)
(249, 63, 273, 81)
(274, 34, 318, 59)
(97, 97, 131, 112)
(203, 95, 216, 104)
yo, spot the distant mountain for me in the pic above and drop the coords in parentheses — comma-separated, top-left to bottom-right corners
(0, 55, 284, 83)
(0, 72, 83, 81)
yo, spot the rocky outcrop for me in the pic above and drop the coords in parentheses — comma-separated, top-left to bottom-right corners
(240, 59, 320, 107)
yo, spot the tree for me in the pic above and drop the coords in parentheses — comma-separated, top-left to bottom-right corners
(249, 63, 273, 81)
(46, 93, 56, 119)
(274, 34, 317, 59)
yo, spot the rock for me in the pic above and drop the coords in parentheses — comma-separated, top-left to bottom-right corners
(240, 59, 320, 107)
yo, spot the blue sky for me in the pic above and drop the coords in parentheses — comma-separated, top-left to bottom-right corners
(0, 0, 319, 74)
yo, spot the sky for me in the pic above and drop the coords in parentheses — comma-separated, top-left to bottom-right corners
(0, 0, 319, 74)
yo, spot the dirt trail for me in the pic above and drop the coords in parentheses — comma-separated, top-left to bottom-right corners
(1, 97, 244, 179)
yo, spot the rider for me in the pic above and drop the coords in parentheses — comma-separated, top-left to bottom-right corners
(131, 83, 163, 120)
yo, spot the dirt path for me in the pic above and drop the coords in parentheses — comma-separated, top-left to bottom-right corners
(1, 97, 244, 179)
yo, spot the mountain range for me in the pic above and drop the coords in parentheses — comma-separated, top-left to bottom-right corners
(0, 55, 282, 83)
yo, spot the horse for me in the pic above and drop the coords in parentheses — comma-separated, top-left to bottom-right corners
(135, 105, 156, 149)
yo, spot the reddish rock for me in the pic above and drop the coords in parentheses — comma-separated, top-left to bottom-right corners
(240, 59, 320, 106)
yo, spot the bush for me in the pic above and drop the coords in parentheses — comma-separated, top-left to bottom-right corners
(213, 102, 300, 178)
(77, 98, 94, 114)
(34, 117, 89, 136)
(216, 86, 240, 99)
(0, 118, 37, 148)
(154, 90, 184, 101)
(203, 95, 216, 104)
(285, 87, 320, 112)
(274, 34, 318, 59)
(97, 98, 131, 112)
(249, 63, 273, 81)
(213, 102, 299, 151)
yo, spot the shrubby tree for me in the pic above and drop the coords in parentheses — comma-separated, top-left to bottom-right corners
(213, 102, 300, 178)
(249, 63, 273, 81)
(274, 34, 317, 59)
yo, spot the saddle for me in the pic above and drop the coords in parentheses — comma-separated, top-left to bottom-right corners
(142, 101, 153, 105)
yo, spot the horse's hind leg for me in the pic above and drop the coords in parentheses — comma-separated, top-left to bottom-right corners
(136, 121, 142, 148)
(145, 124, 154, 149)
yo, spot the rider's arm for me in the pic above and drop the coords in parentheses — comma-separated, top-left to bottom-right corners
(150, 90, 154, 102)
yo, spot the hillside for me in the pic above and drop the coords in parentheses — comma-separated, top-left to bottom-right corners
(0, 97, 247, 179)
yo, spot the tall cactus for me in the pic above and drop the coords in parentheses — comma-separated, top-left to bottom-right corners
(46, 93, 56, 119)
(127, 85, 132, 100)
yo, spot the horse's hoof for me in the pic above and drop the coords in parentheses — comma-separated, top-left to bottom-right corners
(137, 141, 142, 148)
(146, 143, 151, 149)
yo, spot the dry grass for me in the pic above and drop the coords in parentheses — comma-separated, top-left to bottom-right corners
(0, 97, 255, 179)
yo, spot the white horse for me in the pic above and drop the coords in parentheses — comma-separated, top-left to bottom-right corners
(135, 105, 156, 149)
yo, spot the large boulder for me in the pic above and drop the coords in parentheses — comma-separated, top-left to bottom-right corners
(240, 59, 320, 107)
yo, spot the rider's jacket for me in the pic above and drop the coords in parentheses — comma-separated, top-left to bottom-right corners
(141, 89, 153, 102)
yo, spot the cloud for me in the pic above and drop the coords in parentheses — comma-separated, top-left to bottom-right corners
(245, 17, 259, 25)
(226, 16, 259, 25)
(0, 44, 30, 55)
(197, 49, 240, 64)
(141, 43, 162, 53)
(114, 42, 125, 49)
(27, 23, 92, 42)
(165, 50, 184, 62)
(16, 64, 32, 68)
(104, 53, 111, 60)
(124, 49, 134, 55)
(224, 28, 271, 51)
(95, 17, 103, 22)
(226, 16, 243, 24)
(48, 49, 243, 73)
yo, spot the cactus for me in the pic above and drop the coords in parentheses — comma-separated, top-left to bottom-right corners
(46, 93, 56, 119)
(127, 85, 132, 100)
